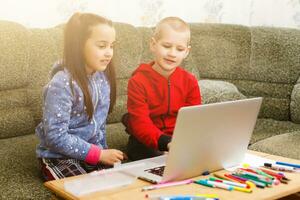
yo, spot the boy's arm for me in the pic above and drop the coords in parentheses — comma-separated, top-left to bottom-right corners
(127, 78, 167, 150)
(185, 76, 201, 106)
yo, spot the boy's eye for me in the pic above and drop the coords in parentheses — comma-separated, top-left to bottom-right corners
(162, 44, 171, 48)
(177, 48, 185, 52)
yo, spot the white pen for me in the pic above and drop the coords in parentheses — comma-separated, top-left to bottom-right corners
(264, 163, 295, 172)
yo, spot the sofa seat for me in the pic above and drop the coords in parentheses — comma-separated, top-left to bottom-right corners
(251, 118, 300, 144)
(249, 131, 300, 160)
(0, 134, 51, 199)
(0, 122, 128, 199)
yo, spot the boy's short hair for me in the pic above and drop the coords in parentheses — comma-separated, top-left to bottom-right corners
(153, 17, 191, 44)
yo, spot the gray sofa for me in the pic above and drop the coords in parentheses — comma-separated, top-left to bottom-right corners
(0, 20, 300, 199)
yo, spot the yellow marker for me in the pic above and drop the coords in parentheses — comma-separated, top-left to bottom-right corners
(243, 163, 250, 168)
(246, 181, 256, 189)
(233, 186, 252, 193)
(196, 194, 219, 198)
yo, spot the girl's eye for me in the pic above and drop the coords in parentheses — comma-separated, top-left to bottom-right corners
(97, 45, 106, 49)
(177, 48, 185, 52)
(163, 45, 171, 48)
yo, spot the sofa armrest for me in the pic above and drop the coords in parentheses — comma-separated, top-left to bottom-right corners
(291, 77, 300, 123)
(199, 79, 246, 104)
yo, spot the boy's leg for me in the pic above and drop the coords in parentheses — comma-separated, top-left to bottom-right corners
(39, 158, 87, 181)
(127, 135, 163, 161)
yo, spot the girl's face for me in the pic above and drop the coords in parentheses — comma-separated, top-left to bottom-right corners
(84, 24, 116, 74)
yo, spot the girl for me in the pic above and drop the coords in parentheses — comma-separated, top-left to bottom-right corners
(36, 12, 125, 181)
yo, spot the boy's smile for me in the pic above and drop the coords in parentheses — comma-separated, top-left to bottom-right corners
(151, 24, 190, 78)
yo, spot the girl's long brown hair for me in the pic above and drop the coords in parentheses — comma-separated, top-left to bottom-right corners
(63, 13, 116, 120)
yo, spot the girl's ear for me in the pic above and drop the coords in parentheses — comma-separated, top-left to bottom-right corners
(150, 37, 156, 52)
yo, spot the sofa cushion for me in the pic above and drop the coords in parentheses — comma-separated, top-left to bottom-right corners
(0, 134, 51, 199)
(199, 79, 246, 104)
(0, 123, 128, 199)
(0, 107, 35, 139)
(290, 76, 300, 123)
(229, 79, 293, 120)
(106, 122, 129, 152)
(113, 23, 143, 79)
(249, 131, 300, 160)
(251, 118, 300, 144)
(107, 95, 127, 124)
(0, 21, 29, 90)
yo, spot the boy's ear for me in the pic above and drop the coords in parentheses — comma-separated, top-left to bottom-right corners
(150, 37, 156, 52)
(184, 45, 191, 59)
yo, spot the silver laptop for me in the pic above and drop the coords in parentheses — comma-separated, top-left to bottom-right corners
(120, 97, 262, 183)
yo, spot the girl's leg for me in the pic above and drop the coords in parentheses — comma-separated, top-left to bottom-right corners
(80, 161, 110, 173)
(39, 158, 87, 181)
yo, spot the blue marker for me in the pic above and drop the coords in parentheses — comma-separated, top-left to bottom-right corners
(276, 161, 300, 169)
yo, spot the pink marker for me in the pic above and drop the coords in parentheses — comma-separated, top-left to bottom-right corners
(141, 179, 194, 191)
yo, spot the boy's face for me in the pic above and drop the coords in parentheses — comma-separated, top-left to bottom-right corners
(150, 25, 190, 77)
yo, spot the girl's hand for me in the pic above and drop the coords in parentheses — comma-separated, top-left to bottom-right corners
(99, 149, 124, 166)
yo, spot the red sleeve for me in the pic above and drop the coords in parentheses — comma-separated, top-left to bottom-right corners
(84, 144, 101, 165)
(127, 78, 163, 149)
(185, 76, 201, 106)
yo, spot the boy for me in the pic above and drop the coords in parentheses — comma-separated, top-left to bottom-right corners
(123, 17, 201, 160)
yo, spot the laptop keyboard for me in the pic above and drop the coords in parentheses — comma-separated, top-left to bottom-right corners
(145, 166, 165, 177)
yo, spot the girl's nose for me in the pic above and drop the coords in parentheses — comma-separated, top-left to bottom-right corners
(105, 48, 113, 57)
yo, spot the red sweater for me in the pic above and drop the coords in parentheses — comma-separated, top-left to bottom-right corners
(127, 62, 201, 150)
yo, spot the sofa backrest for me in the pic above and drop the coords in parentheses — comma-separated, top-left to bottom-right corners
(249, 27, 300, 121)
(1, 20, 300, 139)
(190, 23, 300, 121)
(0, 21, 35, 139)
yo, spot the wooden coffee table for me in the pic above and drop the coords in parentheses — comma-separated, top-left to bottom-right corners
(44, 151, 300, 200)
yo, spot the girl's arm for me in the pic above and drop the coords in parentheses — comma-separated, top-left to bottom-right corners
(42, 73, 101, 164)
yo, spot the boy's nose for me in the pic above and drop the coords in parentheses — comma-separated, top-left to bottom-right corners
(167, 48, 176, 57)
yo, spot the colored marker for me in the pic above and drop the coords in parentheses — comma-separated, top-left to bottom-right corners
(194, 180, 215, 188)
(242, 167, 274, 180)
(141, 179, 194, 191)
(213, 173, 237, 182)
(205, 180, 234, 191)
(235, 174, 272, 186)
(209, 177, 248, 188)
(232, 186, 252, 193)
(245, 181, 256, 189)
(225, 174, 247, 183)
(259, 168, 285, 180)
(145, 194, 219, 200)
(275, 161, 300, 169)
(264, 163, 295, 172)
(196, 194, 219, 198)
(237, 169, 272, 182)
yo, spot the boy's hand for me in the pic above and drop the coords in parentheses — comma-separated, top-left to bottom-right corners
(99, 149, 124, 166)
(167, 142, 171, 150)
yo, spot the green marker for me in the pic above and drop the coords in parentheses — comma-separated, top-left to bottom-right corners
(194, 180, 215, 188)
